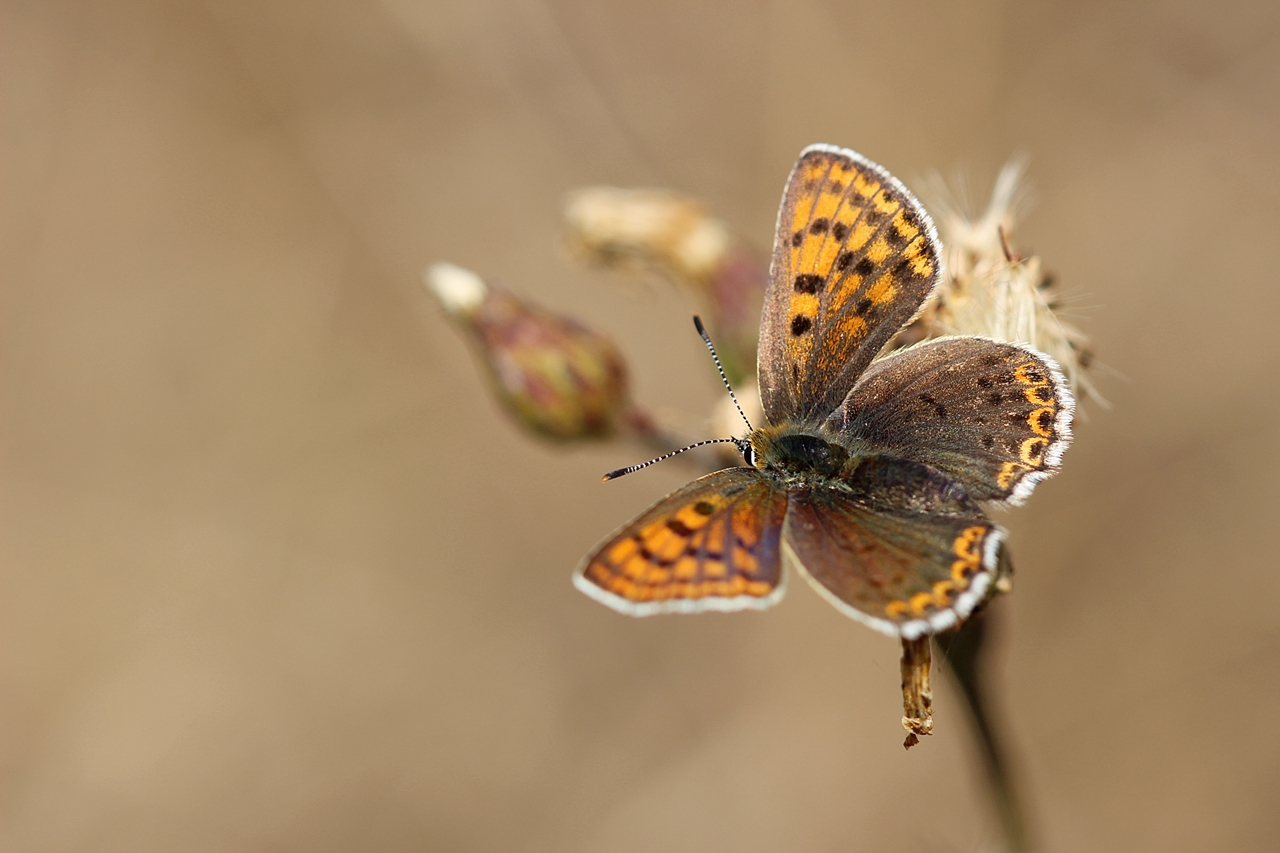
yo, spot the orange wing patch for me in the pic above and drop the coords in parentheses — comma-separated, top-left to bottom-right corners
(882, 524, 992, 621)
(993, 357, 1072, 499)
(760, 145, 943, 423)
(575, 469, 787, 615)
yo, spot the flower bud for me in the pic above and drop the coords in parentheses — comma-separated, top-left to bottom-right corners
(563, 187, 766, 385)
(426, 263, 631, 441)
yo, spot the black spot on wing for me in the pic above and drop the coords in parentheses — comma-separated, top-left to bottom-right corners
(794, 273, 822, 294)
(791, 315, 813, 336)
(666, 518, 693, 537)
(919, 393, 947, 418)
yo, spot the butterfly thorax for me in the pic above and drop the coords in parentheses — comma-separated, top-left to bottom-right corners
(749, 422, 988, 520)
(749, 423, 870, 487)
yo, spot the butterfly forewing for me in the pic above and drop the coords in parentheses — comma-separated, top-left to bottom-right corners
(781, 456, 1003, 639)
(575, 468, 788, 615)
(759, 144, 943, 424)
(831, 337, 1074, 504)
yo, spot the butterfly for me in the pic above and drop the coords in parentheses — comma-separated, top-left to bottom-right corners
(574, 144, 1073, 639)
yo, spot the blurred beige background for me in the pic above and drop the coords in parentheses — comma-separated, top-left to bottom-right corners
(3, 1, 1279, 850)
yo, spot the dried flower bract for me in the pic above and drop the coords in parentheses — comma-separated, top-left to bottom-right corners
(923, 160, 1101, 406)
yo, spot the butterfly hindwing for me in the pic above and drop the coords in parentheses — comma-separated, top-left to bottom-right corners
(829, 337, 1074, 504)
(782, 455, 1003, 639)
(758, 144, 943, 424)
(574, 468, 788, 615)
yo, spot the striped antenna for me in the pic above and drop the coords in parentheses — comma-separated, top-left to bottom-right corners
(692, 316, 752, 432)
(603, 318, 758, 483)
(602, 437, 750, 482)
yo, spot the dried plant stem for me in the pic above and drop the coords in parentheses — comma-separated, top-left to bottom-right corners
(937, 610, 1033, 852)
(900, 636, 933, 749)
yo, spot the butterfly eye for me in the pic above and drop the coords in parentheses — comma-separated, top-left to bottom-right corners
(736, 438, 756, 467)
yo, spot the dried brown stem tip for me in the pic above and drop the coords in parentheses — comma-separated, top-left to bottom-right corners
(900, 636, 934, 750)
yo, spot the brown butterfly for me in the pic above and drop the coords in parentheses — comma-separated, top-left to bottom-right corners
(574, 145, 1073, 639)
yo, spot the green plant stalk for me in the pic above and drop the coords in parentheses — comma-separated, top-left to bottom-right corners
(936, 586, 1033, 851)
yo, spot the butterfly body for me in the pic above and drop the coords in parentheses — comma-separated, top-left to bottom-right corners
(748, 425, 956, 511)
(575, 144, 1074, 639)
(749, 423, 854, 483)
